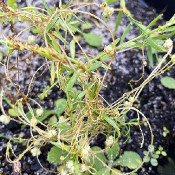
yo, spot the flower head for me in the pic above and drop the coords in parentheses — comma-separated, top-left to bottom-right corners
(104, 45, 115, 57)
(31, 147, 41, 156)
(0, 115, 10, 125)
(164, 38, 173, 49)
(103, 6, 114, 18)
(46, 129, 57, 138)
(36, 108, 43, 117)
(81, 144, 91, 160)
(106, 135, 114, 147)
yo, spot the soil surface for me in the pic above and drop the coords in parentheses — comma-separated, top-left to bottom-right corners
(0, 0, 175, 175)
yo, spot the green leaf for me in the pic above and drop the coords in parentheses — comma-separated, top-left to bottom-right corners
(8, 108, 19, 117)
(161, 76, 175, 89)
(106, 142, 119, 161)
(83, 33, 102, 47)
(46, 14, 60, 32)
(26, 109, 54, 122)
(52, 37, 61, 53)
(42, 0, 52, 14)
(106, 0, 118, 5)
(81, 23, 92, 31)
(55, 98, 67, 116)
(114, 151, 142, 169)
(96, 168, 110, 175)
(103, 114, 120, 136)
(65, 69, 81, 92)
(120, 23, 131, 44)
(89, 146, 107, 171)
(150, 158, 158, 166)
(70, 39, 75, 59)
(161, 151, 167, 156)
(147, 46, 154, 67)
(152, 154, 159, 159)
(147, 37, 165, 52)
(7, 0, 17, 10)
(47, 146, 70, 164)
(148, 145, 155, 152)
(88, 61, 102, 71)
(0, 52, 2, 62)
(74, 156, 81, 175)
(115, 11, 123, 34)
(48, 115, 57, 124)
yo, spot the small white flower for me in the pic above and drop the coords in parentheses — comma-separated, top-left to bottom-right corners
(81, 164, 88, 172)
(59, 116, 66, 123)
(60, 156, 65, 161)
(106, 135, 114, 147)
(28, 35, 36, 44)
(129, 97, 135, 103)
(164, 38, 173, 49)
(104, 45, 115, 57)
(124, 101, 131, 107)
(103, 6, 114, 18)
(33, 140, 41, 146)
(66, 160, 74, 169)
(143, 60, 147, 67)
(61, 169, 67, 175)
(81, 144, 91, 160)
(36, 108, 43, 117)
(31, 147, 41, 156)
(0, 115, 10, 125)
(31, 117, 38, 126)
(46, 129, 57, 138)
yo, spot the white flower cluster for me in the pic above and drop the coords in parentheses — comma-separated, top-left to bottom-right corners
(106, 135, 114, 147)
(31, 147, 41, 156)
(59, 116, 67, 123)
(104, 45, 115, 57)
(103, 6, 114, 18)
(46, 129, 57, 138)
(66, 160, 74, 173)
(36, 108, 43, 117)
(28, 35, 36, 44)
(80, 164, 88, 172)
(31, 117, 38, 126)
(164, 38, 173, 50)
(81, 144, 91, 160)
(0, 115, 10, 125)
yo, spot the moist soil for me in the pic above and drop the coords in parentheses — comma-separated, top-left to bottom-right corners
(0, 0, 175, 175)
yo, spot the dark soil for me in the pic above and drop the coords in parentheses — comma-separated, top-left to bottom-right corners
(0, 0, 175, 175)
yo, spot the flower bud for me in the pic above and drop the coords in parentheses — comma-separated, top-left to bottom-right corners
(104, 45, 115, 57)
(81, 144, 91, 160)
(36, 108, 43, 117)
(164, 38, 173, 49)
(103, 6, 114, 18)
(106, 135, 114, 147)
(31, 147, 41, 156)
(31, 117, 38, 126)
(46, 129, 57, 138)
(66, 160, 74, 169)
(129, 97, 135, 103)
(0, 115, 10, 125)
(28, 35, 36, 44)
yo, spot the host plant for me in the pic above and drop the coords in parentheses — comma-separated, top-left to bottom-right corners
(0, 0, 175, 174)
